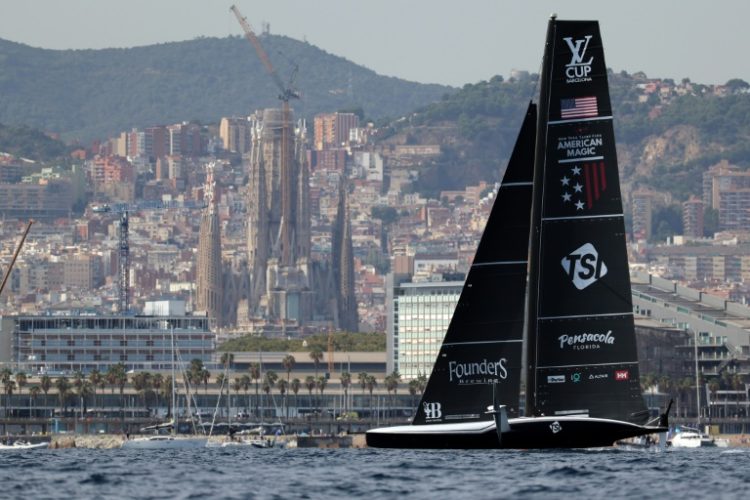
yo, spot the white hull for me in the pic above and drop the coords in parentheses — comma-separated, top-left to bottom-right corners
(121, 436, 208, 449)
(669, 431, 716, 448)
(0, 441, 49, 450)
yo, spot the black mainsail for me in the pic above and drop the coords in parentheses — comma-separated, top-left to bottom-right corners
(412, 103, 535, 426)
(525, 19, 648, 424)
(366, 17, 669, 449)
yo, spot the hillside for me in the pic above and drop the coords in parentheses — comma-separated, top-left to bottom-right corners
(0, 123, 69, 161)
(388, 71, 750, 207)
(0, 36, 452, 142)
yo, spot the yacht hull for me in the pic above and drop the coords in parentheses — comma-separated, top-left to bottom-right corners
(366, 417, 667, 449)
(121, 436, 208, 449)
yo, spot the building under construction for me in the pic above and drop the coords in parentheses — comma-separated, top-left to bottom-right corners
(246, 108, 313, 327)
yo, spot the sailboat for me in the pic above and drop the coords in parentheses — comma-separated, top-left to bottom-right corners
(122, 323, 208, 449)
(367, 16, 671, 449)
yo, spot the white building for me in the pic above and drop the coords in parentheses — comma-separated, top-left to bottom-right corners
(387, 275, 462, 380)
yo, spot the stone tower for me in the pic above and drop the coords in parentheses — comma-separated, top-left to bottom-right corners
(332, 181, 359, 331)
(196, 162, 224, 327)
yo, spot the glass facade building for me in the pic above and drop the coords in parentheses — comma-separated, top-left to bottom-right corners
(388, 278, 462, 380)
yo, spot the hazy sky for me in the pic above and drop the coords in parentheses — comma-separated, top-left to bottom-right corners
(1, 0, 746, 87)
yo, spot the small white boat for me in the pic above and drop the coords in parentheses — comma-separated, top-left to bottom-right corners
(0, 440, 49, 450)
(669, 427, 718, 448)
(121, 435, 208, 449)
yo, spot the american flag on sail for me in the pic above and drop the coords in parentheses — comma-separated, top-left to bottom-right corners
(560, 97, 598, 119)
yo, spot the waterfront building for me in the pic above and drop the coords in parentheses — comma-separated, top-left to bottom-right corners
(386, 274, 462, 379)
(0, 314, 213, 374)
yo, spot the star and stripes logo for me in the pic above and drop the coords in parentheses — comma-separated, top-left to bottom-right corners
(560, 96, 598, 119)
(560, 162, 607, 210)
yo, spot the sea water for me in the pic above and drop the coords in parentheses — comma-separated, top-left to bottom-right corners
(1, 447, 748, 499)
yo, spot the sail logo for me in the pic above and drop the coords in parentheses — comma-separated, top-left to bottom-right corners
(423, 402, 442, 420)
(547, 375, 565, 384)
(561, 243, 608, 290)
(615, 370, 630, 381)
(550, 421, 562, 434)
(558, 330, 615, 350)
(563, 35, 594, 83)
(448, 359, 508, 383)
(571, 373, 581, 383)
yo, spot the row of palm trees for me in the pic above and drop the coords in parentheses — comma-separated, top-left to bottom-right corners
(0, 358, 425, 420)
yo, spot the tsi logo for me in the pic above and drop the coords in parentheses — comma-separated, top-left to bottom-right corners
(423, 402, 442, 420)
(563, 35, 594, 83)
(561, 243, 608, 290)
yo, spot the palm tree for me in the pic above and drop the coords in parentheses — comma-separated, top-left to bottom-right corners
(309, 348, 323, 377)
(232, 377, 243, 416)
(408, 379, 419, 409)
(221, 352, 235, 371)
(14, 371, 27, 400)
(358, 372, 369, 398)
(54, 376, 71, 416)
(78, 381, 94, 414)
(385, 371, 400, 418)
(291, 378, 301, 418)
(132, 372, 152, 411)
(282, 354, 296, 387)
(263, 370, 279, 417)
(316, 376, 328, 415)
(29, 385, 41, 417)
(305, 376, 316, 410)
(0, 367, 12, 415)
(216, 373, 227, 417)
(106, 363, 128, 420)
(240, 374, 251, 413)
(89, 368, 103, 409)
(161, 376, 174, 418)
(277, 379, 288, 418)
(249, 363, 261, 418)
(40, 375, 51, 412)
(366, 375, 377, 415)
(340, 371, 352, 414)
(151, 373, 164, 411)
(200, 368, 211, 396)
(3, 379, 16, 416)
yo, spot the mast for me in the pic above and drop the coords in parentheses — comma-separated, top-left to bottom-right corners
(525, 14, 557, 417)
(171, 321, 176, 436)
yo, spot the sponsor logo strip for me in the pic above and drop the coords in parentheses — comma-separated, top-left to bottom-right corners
(536, 361, 639, 370)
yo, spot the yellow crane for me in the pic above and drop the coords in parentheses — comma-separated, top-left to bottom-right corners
(0, 220, 34, 298)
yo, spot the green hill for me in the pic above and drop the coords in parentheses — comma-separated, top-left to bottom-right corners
(0, 36, 452, 142)
(0, 122, 69, 161)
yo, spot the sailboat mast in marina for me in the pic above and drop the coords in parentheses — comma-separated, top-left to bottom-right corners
(367, 16, 671, 449)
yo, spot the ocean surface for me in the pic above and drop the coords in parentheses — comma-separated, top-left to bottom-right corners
(1, 446, 748, 499)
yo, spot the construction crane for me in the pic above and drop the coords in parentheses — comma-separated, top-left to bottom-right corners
(0, 220, 33, 299)
(231, 4, 299, 266)
(92, 200, 206, 314)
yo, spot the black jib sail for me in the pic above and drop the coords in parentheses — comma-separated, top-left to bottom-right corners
(525, 19, 649, 424)
(412, 103, 536, 425)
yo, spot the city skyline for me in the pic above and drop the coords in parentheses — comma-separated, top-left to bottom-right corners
(0, 1, 748, 88)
